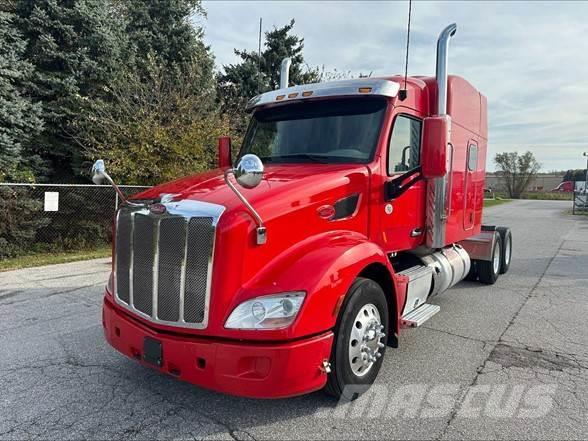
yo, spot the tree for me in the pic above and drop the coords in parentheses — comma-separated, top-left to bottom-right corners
(84, 57, 229, 185)
(0, 9, 43, 182)
(563, 169, 587, 182)
(120, 0, 211, 75)
(494, 151, 541, 198)
(218, 19, 320, 135)
(13, 0, 126, 181)
(82, 0, 221, 185)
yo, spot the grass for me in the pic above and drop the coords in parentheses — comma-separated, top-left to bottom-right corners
(0, 245, 111, 272)
(493, 191, 573, 201)
(484, 198, 511, 208)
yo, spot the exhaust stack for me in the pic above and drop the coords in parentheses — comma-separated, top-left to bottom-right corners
(279, 58, 292, 89)
(435, 23, 457, 115)
(428, 23, 457, 249)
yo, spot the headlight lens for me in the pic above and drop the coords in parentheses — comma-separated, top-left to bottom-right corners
(225, 292, 305, 329)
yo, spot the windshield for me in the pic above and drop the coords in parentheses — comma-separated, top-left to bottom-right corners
(238, 97, 387, 164)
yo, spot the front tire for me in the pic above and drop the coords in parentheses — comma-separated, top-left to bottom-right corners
(324, 278, 389, 401)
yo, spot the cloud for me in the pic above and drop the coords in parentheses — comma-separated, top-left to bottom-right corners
(201, 1, 588, 171)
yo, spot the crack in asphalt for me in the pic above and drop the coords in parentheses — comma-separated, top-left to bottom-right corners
(0, 352, 259, 441)
(0, 283, 103, 307)
(434, 238, 570, 441)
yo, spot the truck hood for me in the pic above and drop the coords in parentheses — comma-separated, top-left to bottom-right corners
(133, 163, 370, 223)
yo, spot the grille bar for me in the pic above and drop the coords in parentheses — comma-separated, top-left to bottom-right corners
(114, 200, 224, 329)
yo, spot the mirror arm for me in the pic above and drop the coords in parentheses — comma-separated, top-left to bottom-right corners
(385, 166, 423, 201)
(100, 171, 145, 208)
(224, 169, 267, 245)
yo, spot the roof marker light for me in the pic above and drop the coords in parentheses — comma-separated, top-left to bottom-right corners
(302, 91, 313, 97)
(276, 95, 286, 101)
(288, 92, 299, 98)
(358, 87, 373, 94)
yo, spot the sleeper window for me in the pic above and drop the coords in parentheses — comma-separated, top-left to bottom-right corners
(388, 115, 422, 174)
(468, 144, 478, 171)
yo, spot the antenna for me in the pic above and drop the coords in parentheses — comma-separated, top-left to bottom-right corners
(399, 0, 412, 101)
(257, 17, 262, 94)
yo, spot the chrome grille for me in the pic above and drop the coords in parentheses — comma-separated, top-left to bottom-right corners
(157, 217, 186, 322)
(115, 211, 132, 304)
(114, 200, 224, 329)
(184, 218, 214, 323)
(132, 214, 155, 316)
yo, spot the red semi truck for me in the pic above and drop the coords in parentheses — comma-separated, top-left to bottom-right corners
(93, 24, 512, 399)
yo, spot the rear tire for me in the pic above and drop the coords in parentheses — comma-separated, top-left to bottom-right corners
(464, 261, 478, 281)
(478, 234, 502, 285)
(497, 227, 512, 274)
(324, 278, 389, 401)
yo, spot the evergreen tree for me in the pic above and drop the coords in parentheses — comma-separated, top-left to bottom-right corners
(0, 9, 42, 181)
(84, 0, 222, 184)
(14, 0, 125, 181)
(121, 0, 210, 69)
(218, 19, 319, 134)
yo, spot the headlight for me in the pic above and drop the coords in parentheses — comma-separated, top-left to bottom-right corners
(225, 292, 305, 330)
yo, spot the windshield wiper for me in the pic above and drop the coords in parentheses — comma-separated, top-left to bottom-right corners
(261, 153, 331, 164)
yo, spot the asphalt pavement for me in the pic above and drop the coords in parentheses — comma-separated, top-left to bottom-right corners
(1, 200, 587, 440)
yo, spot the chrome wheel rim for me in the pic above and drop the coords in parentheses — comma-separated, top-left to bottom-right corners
(348, 303, 385, 377)
(504, 235, 511, 266)
(493, 241, 501, 274)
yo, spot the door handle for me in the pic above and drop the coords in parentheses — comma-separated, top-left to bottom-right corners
(410, 228, 423, 237)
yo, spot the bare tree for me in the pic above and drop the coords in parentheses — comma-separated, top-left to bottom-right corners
(494, 151, 541, 198)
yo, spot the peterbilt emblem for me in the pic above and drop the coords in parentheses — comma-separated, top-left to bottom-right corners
(150, 203, 167, 215)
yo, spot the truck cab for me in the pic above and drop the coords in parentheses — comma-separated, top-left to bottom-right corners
(96, 24, 512, 400)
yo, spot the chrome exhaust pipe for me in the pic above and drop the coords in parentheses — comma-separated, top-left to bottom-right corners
(279, 57, 291, 89)
(435, 23, 457, 115)
(428, 23, 457, 249)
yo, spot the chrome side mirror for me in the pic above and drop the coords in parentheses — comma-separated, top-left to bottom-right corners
(234, 154, 264, 189)
(223, 154, 266, 245)
(91, 159, 106, 185)
(90, 159, 142, 207)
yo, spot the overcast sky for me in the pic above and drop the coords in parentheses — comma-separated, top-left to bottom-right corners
(200, 1, 588, 172)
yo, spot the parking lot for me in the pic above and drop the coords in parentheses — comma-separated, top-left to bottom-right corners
(1, 200, 587, 440)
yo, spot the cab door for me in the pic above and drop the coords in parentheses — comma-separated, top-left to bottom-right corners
(380, 112, 426, 252)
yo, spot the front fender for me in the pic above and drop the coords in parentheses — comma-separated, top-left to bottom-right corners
(232, 230, 401, 339)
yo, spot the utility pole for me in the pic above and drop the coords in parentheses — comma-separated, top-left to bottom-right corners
(257, 18, 262, 94)
(583, 152, 588, 193)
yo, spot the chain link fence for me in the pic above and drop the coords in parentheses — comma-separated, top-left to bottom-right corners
(573, 191, 588, 215)
(0, 183, 151, 259)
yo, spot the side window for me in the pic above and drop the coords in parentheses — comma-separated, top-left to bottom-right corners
(388, 115, 422, 174)
(468, 144, 478, 171)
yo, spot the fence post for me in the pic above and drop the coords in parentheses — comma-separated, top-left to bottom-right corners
(115, 192, 119, 211)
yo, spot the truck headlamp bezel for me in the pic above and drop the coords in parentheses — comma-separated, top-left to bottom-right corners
(224, 292, 306, 330)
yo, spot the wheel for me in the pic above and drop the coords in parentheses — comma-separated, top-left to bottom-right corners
(324, 277, 389, 401)
(497, 227, 512, 274)
(464, 261, 478, 281)
(478, 234, 502, 285)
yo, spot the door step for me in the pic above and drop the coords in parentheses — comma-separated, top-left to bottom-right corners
(401, 303, 440, 328)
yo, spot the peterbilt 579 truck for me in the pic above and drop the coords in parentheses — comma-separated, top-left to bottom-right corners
(92, 23, 512, 399)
